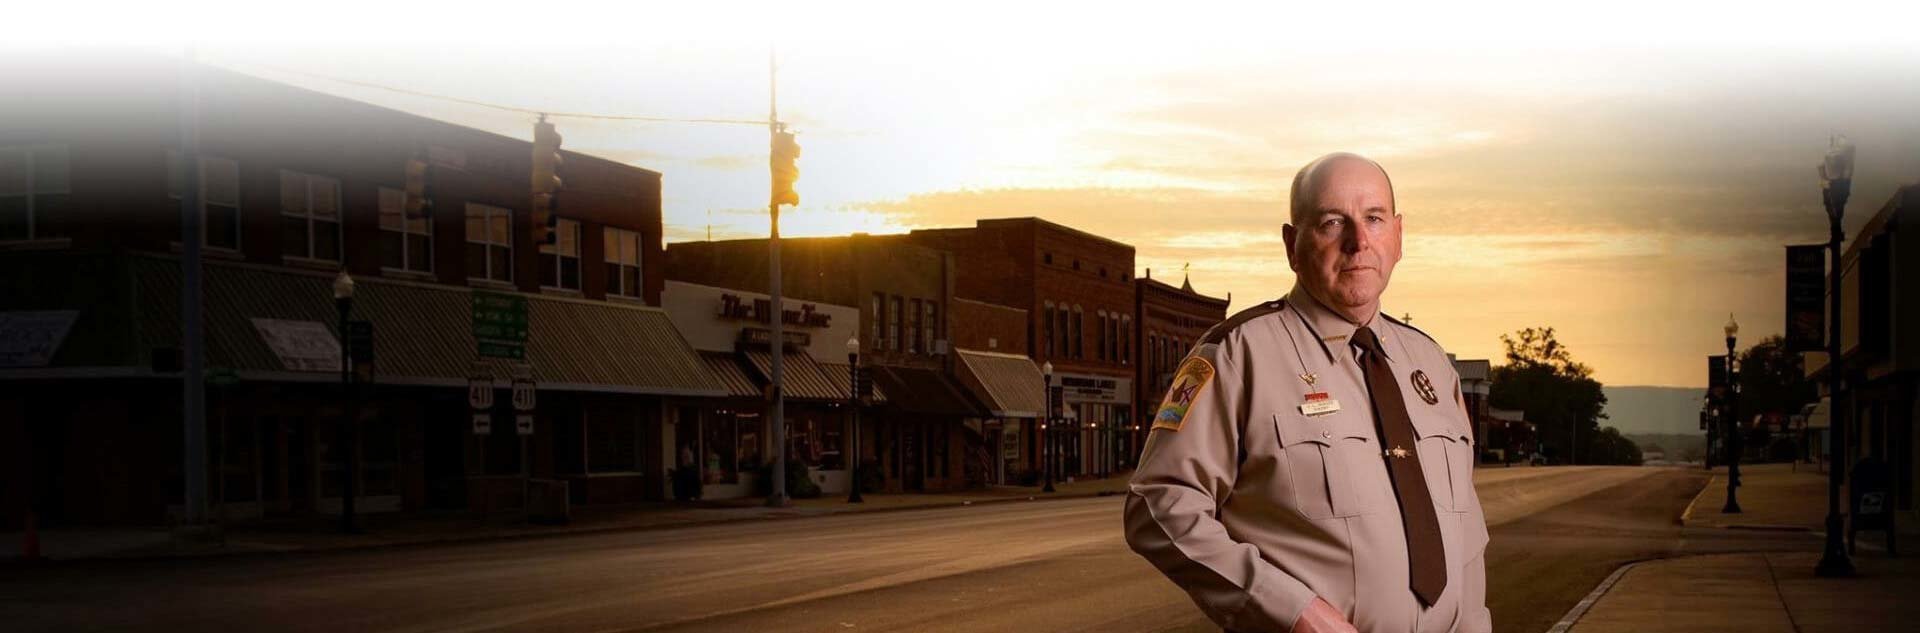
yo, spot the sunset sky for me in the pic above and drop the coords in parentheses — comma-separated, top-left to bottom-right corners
(19, 1, 1920, 387)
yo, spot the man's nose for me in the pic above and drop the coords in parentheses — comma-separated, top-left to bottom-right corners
(1342, 221, 1370, 253)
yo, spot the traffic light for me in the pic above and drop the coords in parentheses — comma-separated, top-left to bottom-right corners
(770, 125, 800, 208)
(403, 153, 432, 219)
(531, 116, 564, 246)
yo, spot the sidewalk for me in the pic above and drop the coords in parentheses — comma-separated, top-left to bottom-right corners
(1567, 462, 1920, 632)
(3, 475, 1133, 563)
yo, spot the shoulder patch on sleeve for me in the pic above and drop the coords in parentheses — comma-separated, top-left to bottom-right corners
(1151, 355, 1216, 432)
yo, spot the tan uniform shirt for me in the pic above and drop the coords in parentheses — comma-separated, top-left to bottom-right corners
(1124, 286, 1491, 633)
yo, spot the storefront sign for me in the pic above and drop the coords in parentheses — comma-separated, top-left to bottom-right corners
(0, 310, 78, 368)
(250, 318, 341, 372)
(739, 327, 811, 348)
(1784, 244, 1825, 353)
(718, 294, 832, 328)
(1054, 373, 1131, 405)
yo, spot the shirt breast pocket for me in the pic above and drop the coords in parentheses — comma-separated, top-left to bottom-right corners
(1409, 411, 1476, 514)
(1273, 411, 1393, 519)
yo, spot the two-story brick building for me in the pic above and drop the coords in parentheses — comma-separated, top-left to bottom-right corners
(1132, 270, 1230, 465)
(0, 58, 723, 528)
(664, 234, 989, 492)
(909, 218, 1137, 481)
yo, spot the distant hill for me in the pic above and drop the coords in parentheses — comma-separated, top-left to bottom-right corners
(1602, 386, 1706, 435)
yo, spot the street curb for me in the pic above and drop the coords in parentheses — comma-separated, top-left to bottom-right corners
(0, 488, 1121, 567)
(1546, 559, 1641, 633)
(1678, 474, 1714, 526)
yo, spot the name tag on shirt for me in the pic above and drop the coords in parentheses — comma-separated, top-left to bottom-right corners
(1299, 392, 1341, 416)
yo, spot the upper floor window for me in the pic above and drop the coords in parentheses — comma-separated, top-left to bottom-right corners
(464, 203, 512, 282)
(1043, 302, 1056, 357)
(1096, 311, 1108, 361)
(871, 292, 886, 351)
(167, 151, 240, 251)
(540, 217, 581, 291)
(378, 187, 432, 273)
(0, 144, 70, 242)
(1072, 305, 1084, 359)
(908, 298, 924, 354)
(889, 295, 904, 352)
(604, 227, 643, 298)
(923, 301, 938, 354)
(279, 170, 342, 262)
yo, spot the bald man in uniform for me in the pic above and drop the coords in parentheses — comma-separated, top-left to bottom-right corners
(1124, 153, 1491, 633)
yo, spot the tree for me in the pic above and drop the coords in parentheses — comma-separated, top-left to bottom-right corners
(1733, 335, 1816, 462)
(1488, 327, 1619, 464)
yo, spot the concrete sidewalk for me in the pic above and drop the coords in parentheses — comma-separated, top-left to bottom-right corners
(1567, 463, 1918, 632)
(4, 475, 1133, 563)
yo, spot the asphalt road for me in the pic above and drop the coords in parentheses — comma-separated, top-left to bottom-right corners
(0, 467, 1817, 632)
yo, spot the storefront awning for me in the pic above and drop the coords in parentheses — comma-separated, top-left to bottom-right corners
(954, 348, 1044, 418)
(869, 365, 986, 417)
(821, 360, 886, 404)
(702, 351, 761, 398)
(4, 253, 727, 397)
(743, 349, 845, 401)
(1804, 399, 1830, 429)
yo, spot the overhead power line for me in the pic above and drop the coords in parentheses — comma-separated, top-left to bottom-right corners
(220, 61, 768, 126)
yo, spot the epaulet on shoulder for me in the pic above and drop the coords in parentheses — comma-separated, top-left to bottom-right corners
(1200, 299, 1287, 345)
(1381, 312, 1440, 347)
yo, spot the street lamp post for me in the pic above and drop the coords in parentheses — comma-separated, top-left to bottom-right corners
(333, 270, 359, 534)
(847, 337, 864, 504)
(1815, 137, 1857, 577)
(1042, 361, 1055, 493)
(1723, 315, 1743, 514)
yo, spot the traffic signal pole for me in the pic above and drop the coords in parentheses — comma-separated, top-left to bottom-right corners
(766, 48, 789, 508)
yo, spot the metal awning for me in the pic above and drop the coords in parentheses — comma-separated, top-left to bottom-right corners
(953, 348, 1044, 418)
(1804, 399, 1830, 429)
(743, 349, 844, 401)
(5, 252, 727, 396)
(869, 365, 986, 417)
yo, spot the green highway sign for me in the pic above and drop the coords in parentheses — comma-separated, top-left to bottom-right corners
(473, 291, 529, 359)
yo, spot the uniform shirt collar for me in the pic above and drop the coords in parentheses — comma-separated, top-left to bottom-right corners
(1286, 284, 1396, 364)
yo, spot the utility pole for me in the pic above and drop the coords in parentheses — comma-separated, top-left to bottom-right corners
(178, 50, 211, 534)
(765, 48, 789, 508)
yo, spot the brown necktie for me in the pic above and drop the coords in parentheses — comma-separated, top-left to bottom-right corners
(1350, 326, 1447, 607)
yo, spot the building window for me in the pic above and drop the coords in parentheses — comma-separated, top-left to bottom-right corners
(1072, 305, 1084, 359)
(1073, 259, 1081, 271)
(1056, 305, 1070, 359)
(1096, 311, 1108, 361)
(604, 227, 643, 298)
(1043, 252, 1053, 265)
(167, 151, 241, 251)
(872, 292, 886, 351)
(1044, 301, 1059, 356)
(540, 217, 581, 291)
(924, 301, 938, 354)
(0, 144, 70, 242)
(464, 203, 513, 282)
(378, 187, 432, 273)
(889, 295, 904, 352)
(908, 299, 923, 354)
(278, 170, 342, 262)
(1121, 316, 1132, 364)
(587, 414, 638, 473)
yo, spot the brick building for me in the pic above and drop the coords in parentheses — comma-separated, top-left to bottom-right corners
(1132, 270, 1230, 463)
(909, 218, 1136, 480)
(663, 234, 989, 492)
(0, 59, 723, 528)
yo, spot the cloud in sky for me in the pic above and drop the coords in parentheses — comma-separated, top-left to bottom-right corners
(43, 2, 1917, 386)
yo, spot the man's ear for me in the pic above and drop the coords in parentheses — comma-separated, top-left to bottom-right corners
(1282, 223, 1299, 271)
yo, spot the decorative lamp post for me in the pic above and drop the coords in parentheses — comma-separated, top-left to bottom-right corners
(332, 269, 359, 534)
(1042, 361, 1055, 493)
(1815, 136, 1856, 577)
(846, 337, 864, 504)
(1722, 314, 1743, 514)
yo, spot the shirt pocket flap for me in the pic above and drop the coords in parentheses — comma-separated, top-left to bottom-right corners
(1409, 411, 1470, 443)
(1275, 410, 1375, 448)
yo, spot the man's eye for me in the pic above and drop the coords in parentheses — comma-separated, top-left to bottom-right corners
(1322, 218, 1345, 228)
